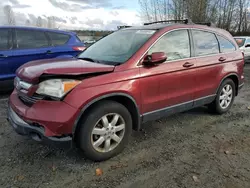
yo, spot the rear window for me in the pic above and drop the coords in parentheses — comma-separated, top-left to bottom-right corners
(47, 32, 70, 46)
(16, 29, 49, 49)
(0, 29, 11, 50)
(234, 38, 245, 47)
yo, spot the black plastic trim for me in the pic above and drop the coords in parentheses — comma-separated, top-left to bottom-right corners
(142, 101, 193, 123)
(142, 95, 216, 123)
(188, 29, 195, 57)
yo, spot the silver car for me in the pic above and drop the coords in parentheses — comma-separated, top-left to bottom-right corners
(234, 36, 250, 63)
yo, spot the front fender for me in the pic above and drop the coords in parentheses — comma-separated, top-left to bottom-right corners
(70, 92, 141, 133)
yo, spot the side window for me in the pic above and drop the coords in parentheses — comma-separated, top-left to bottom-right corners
(47, 32, 70, 46)
(0, 29, 11, 50)
(16, 29, 49, 49)
(192, 30, 219, 56)
(148, 30, 190, 61)
(217, 35, 236, 53)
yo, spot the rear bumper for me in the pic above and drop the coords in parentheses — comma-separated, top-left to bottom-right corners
(7, 104, 72, 148)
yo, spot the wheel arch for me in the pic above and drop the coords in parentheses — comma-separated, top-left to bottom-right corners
(217, 73, 239, 96)
(72, 93, 142, 136)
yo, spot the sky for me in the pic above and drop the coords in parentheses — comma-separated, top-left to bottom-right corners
(0, 0, 142, 30)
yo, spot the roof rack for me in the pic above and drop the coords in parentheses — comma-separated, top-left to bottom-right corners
(194, 22, 215, 27)
(143, 19, 215, 27)
(117, 25, 131, 30)
(144, 19, 192, 25)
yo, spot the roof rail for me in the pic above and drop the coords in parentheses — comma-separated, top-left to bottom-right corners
(194, 22, 215, 27)
(143, 19, 216, 27)
(143, 19, 192, 25)
(117, 25, 131, 30)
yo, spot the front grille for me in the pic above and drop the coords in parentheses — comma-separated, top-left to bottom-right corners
(15, 77, 43, 106)
(18, 91, 43, 106)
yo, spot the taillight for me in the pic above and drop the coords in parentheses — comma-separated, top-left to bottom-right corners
(72, 46, 86, 51)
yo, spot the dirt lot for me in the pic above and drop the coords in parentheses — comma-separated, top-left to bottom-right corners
(0, 65, 250, 188)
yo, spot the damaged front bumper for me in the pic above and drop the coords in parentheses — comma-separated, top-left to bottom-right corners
(7, 105, 73, 149)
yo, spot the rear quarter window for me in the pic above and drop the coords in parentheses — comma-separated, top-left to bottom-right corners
(47, 32, 70, 46)
(217, 35, 236, 53)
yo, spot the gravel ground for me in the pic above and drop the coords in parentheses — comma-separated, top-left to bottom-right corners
(0, 65, 250, 188)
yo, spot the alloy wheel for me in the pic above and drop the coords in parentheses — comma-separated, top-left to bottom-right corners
(91, 113, 125, 153)
(219, 84, 233, 109)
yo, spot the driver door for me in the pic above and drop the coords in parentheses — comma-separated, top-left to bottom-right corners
(139, 29, 197, 122)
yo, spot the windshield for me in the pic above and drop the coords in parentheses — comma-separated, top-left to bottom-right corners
(234, 38, 246, 47)
(78, 29, 156, 65)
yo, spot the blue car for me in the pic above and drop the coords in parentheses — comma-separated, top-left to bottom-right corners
(0, 26, 85, 91)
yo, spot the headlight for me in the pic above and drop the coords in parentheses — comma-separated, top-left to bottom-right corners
(36, 79, 81, 98)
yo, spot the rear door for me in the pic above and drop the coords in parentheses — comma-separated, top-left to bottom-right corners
(216, 34, 243, 80)
(11, 29, 51, 75)
(191, 29, 224, 105)
(0, 28, 14, 80)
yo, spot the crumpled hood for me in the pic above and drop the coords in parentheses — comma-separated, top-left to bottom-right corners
(16, 58, 115, 83)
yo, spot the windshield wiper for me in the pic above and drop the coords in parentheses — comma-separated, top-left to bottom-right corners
(79, 57, 122, 66)
(114, 63, 122, 66)
(78, 57, 100, 63)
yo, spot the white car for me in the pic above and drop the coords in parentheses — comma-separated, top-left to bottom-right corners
(85, 40, 96, 44)
(234, 36, 250, 63)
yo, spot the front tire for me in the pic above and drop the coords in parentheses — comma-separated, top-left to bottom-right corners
(208, 78, 236, 114)
(76, 100, 132, 161)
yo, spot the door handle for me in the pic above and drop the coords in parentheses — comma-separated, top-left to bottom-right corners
(183, 62, 194, 68)
(46, 50, 53, 54)
(0, 54, 8, 58)
(219, 57, 226, 62)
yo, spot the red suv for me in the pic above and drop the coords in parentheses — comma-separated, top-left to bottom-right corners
(8, 20, 244, 161)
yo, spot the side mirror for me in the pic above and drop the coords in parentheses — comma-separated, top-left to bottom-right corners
(245, 44, 250, 48)
(143, 52, 167, 65)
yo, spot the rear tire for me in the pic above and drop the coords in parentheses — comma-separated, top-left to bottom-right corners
(76, 100, 132, 161)
(208, 78, 236, 114)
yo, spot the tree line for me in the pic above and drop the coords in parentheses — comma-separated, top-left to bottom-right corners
(2, 5, 112, 37)
(3, 5, 112, 37)
(4, 2, 249, 36)
(3, 5, 57, 29)
(138, 0, 250, 35)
